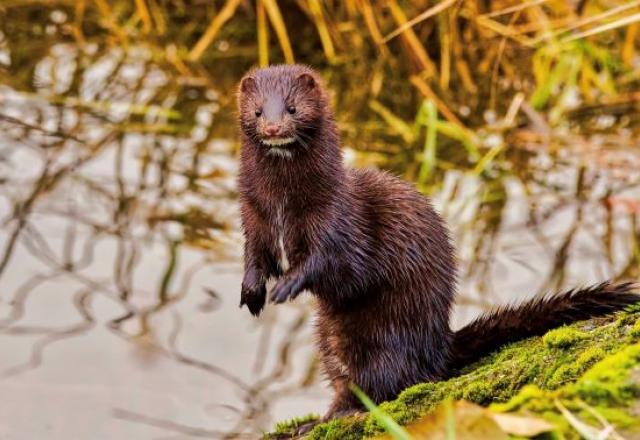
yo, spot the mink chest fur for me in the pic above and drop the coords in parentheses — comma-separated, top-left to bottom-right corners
(236, 64, 639, 425)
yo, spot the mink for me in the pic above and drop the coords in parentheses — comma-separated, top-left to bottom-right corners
(236, 64, 639, 428)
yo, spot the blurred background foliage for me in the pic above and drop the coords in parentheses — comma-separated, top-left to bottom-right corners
(3, 0, 639, 172)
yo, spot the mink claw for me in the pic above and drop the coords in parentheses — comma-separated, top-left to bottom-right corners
(270, 277, 304, 304)
(269, 289, 288, 304)
(240, 282, 267, 316)
(243, 296, 265, 316)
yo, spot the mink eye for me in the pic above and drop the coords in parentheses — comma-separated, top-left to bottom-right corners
(286, 105, 296, 114)
(255, 109, 262, 117)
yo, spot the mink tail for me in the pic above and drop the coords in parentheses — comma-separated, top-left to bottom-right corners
(449, 281, 639, 371)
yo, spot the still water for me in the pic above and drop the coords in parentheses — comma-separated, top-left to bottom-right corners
(1, 23, 639, 440)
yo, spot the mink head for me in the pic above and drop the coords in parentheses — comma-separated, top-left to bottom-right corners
(238, 65, 328, 157)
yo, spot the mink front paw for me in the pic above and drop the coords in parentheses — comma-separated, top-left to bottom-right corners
(270, 274, 305, 304)
(240, 282, 266, 317)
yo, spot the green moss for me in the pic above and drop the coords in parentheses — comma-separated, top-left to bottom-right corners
(576, 346, 606, 365)
(546, 346, 606, 388)
(629, 318, 640, 338)
(574, 343, 640, 404)
(307, 416, 366, 440)
(547, 364, 579, 388)
(492, 342, 640, 438)
(461, 381, 494, 404)
(268, 309, 640, 439)
(270, 413, 319, 437)
(543, 327, 588, 349)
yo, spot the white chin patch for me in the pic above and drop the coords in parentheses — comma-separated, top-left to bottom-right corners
(267, 147, 293, 159)
(262, 137, 295, 159)
(262, 137, 296, 146)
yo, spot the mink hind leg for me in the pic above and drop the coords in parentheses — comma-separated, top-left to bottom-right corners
(294, 349, 362, 436)
(351, 339, 452, 406)
(324, 375, 363, 419)
(320, 345, 363, 419)
(319, 348, 419, 419)
(317, 323, 365, 418)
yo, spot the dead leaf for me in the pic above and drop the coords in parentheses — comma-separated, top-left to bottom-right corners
(378, 401, 506, 440)
(378, 401, 553, 440)
(491, 412, 554, 437)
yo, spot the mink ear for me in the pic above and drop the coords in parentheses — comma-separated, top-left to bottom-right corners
(240, 76, 257, 93)
(295, 73, 316, 91)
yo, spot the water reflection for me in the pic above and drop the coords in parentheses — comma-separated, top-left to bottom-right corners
(1, 7, 640, 440)
(0, 39, 328, 438)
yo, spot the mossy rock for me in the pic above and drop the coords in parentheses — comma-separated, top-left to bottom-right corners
(268, 307, 640, 439)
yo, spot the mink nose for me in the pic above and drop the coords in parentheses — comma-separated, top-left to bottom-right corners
(264, 123, 282, 137)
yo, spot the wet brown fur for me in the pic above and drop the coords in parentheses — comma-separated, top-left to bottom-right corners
(236, 65, 639, 425)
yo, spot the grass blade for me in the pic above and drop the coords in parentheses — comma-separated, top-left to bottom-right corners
(369, 100, 415, 144)
(357, 0, 390, 57)
(307, 0, 336, 63)
(383, 0, 457, 43)
(94, 0, 129, 44)
(189, 0, 242, 61)
(410, 75, 464, 128)
(444, 399, 456, 440)
(350, 384, 412, 440)
(257, 0, 270, 67)
(134, 0, 152, 33)
(418, 99, 438, 183)
(387, 0, 437, 76)
(262, 0, 295, 63)
(472, 141, 503, 176)
(555, 400, 603, 440)
(563, 12, 640, 42)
